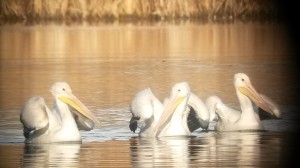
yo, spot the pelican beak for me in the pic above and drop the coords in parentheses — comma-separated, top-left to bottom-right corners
(238, 82, 274, 117)
(154, 95, 186, 137)
(58, 93, 100, 126)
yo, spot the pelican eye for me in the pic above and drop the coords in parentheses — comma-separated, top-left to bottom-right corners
(241, 78, 244, 81)
(62, 88, 66, 91)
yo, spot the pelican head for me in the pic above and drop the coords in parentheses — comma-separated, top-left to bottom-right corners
(170, 82, 190, 100)
(154, 82, 190, 137)
(51, 82, 100, 125)
(234, 73, 277, 118)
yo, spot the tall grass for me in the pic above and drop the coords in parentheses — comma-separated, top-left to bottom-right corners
(0, 0, 279, 21)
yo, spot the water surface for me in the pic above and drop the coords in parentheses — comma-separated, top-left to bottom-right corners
(0, 21, 299, 167)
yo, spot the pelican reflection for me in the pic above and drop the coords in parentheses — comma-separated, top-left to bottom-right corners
(130, 137, 197, 168)
(22, 143, 81, 168)
(129, 132, 282, 167)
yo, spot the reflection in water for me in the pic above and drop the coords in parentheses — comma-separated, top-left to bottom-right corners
(22, 143, 81, 168)
(130, 137, 191, 167)
(129, 132, 283, 167)
(214, 133, 262, 167)
(0, 132, 291, 167)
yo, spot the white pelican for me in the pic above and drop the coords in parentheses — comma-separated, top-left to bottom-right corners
(20, 82, 100, 143)
(212, 73, 281, 131)
(206, 94, 281, 123)
(129, 88, 164, 137)
(129, 82, 209, 137)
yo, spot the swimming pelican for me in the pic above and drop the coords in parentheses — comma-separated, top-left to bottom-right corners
(206, 94, 281, 123)
(20, 82, 100, 143)
(212, 73, 281, 131)
(129, 82, 209, 137)
(129, 88, 164, 137)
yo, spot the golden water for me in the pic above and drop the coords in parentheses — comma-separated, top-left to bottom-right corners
(0, 21, 298, 167)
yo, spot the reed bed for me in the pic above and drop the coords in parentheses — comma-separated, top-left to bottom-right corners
(0, 0, 279, 21)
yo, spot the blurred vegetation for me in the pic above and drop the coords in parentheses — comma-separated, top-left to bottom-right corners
(0, 0, 280, 23)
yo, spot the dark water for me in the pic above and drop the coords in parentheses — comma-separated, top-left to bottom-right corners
(0, 21, 299, 167)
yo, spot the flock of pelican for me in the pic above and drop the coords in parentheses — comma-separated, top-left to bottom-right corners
(20, 73, 281, 143)
(129, 73, 281, 136)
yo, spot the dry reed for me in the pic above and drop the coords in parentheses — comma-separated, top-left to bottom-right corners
(0, 0, 279, 21)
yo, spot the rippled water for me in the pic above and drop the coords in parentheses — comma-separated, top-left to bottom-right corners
(0, 21, 299, 167)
